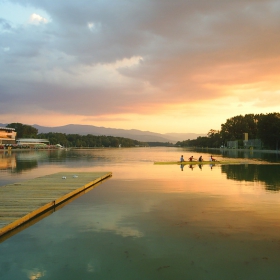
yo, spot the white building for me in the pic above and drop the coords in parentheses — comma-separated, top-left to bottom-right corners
(0, 127, 17, 145)
(16, 138, 50, 147)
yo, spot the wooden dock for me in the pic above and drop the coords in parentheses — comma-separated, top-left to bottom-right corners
(0, 171, 112, 241)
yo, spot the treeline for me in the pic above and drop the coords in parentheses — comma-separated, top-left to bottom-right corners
(5, 123, 147, 147)
(147, 142, 175, 147)
(37, 132, 147, 147)
(176, 113, 280, 150)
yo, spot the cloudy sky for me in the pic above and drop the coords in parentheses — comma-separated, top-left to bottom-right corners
(0, 0, 280, 134)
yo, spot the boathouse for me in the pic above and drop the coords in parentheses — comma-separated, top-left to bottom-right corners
(0, 127, 17, 145)
(16, 138, 50, 147)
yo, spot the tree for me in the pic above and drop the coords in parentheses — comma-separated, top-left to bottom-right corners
(6, 123, 38, 138)
(36, 132, 146, 147)
(257, 113, 280, 150)
(206, 129, 222, 147)
(178, 112, 280, 150)
(220, 114, 259, 141)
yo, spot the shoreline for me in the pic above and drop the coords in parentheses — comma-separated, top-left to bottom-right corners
(192, 147, 280, 154)
(1, 146, 280, 154)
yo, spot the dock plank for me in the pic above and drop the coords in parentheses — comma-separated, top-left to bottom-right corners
(0, 171, 112, 238)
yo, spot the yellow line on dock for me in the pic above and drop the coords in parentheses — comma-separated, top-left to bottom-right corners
(0, 172, 112, 240)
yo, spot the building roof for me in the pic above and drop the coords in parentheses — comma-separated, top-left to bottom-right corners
(17, 138, 49, 143)
(0, 127, 15, 131)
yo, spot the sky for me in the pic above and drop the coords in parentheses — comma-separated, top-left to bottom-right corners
(0, 0, 280, 134)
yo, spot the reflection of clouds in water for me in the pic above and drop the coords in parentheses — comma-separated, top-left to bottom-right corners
(141, 194, 280, 241)
(87, 258, 100, 273)
(23, 268, 46, 280)
(87, 262, 94, 273)
(77, 205, 144, 238)
(57, 183, 161, 239)
(140, 198, 158, 213)
(103, 226, 143, 238)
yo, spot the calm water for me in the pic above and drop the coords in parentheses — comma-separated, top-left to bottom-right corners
(1, 147, 280, 280)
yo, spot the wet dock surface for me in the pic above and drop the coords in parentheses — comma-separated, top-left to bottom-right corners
(0, 172, 112, 238)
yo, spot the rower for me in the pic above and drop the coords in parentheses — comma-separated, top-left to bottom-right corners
(210, 155, 216, 161)
(198, 156, 203, 162)
(180, 155, 185, 162)
(189, 156, 194, 161)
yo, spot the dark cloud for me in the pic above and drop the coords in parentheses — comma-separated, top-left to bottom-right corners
(1, 0, 280, 119)
(0, 18, 12, 30)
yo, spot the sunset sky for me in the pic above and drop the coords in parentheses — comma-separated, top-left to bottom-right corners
(1, 0, 280, 134)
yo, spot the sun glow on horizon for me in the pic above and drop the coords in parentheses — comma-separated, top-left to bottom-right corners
(0, 0, 280, 134)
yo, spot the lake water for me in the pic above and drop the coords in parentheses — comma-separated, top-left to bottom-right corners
(1, 147, 280, 280)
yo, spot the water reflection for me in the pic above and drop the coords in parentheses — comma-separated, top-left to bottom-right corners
(0, 151, 16, 171)
(0, 150, 68, 173)
(0, 151, 38, 173)
(2, 177, 280, 280)
(25, 268, 46, 280)
(179, 164, 219, 172)
(1, 149, 280, 192)
(194, 147, 280, 162)
(1, 148, 280, 279)
(221, 164, 280, 191)
(221, 149, 280, 162)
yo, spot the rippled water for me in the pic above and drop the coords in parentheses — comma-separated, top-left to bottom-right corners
(1, 147, 280, 279)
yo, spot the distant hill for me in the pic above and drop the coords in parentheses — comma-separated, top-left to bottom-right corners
(0, 123, 204, 142)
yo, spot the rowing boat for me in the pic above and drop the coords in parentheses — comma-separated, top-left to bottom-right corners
(154, 161, 230, 165)
(154, 160, 280, 165)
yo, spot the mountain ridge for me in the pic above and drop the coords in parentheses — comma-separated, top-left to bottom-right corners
(0, 123, 205, 142)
